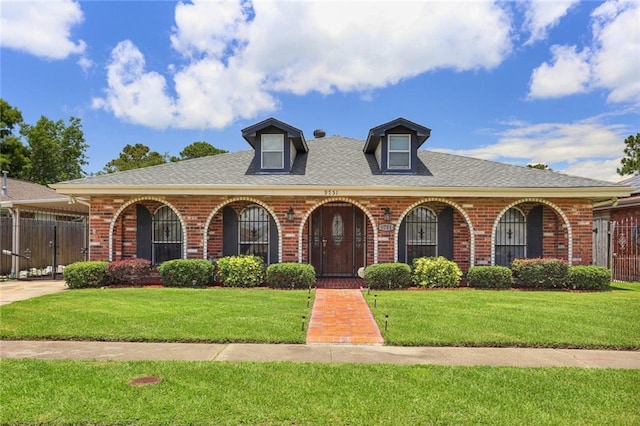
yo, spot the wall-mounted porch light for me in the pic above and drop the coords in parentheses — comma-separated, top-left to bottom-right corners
(286, 207, 295, 222)
(383, 207, 391, 221)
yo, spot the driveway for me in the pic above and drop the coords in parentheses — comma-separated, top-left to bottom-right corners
(0, 280, 67, 305)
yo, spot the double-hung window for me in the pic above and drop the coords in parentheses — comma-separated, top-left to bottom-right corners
(261, 134, 284, 169)
(388, 134, 411, 170)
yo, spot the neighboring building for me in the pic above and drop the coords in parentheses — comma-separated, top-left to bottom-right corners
(51, 118, 630, 278)
(1, 174, 89, 278)
(593, 175, 640, 281)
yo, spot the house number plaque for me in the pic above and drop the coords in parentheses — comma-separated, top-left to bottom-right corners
(378, 224, 394, 231)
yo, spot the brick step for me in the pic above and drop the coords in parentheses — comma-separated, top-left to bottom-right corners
(315, 278, 364, 289)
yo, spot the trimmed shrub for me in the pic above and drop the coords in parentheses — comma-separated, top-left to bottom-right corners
(511, 258, 568, 289)
(266, 263, 316, 289)
(157, 259, 215, 287)
(63, 261, 108, 289)
(105, 258, 151, 285)
(467, 266, 513, 289)
(364, 263, 412, 289)
(412, 256, 462, 288)
(217, 255, 265, 287)
(566, 265, 611, 291)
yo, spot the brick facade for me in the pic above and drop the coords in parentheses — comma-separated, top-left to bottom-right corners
(88, 194, 595, 273)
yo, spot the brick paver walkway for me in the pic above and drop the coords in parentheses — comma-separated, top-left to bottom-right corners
(306, 289, 384, 344)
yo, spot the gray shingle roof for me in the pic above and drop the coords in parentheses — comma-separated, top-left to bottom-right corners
(55, 135, 625, 191)
(1, 178, 68, 202)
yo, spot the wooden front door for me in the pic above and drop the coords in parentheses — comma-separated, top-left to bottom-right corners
(310, 204, 365, 277)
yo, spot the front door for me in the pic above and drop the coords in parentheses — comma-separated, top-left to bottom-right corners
(310, 204, 365, 277)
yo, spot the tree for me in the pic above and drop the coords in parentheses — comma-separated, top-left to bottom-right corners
(0, 99, 30, 176)
(170, 141, 227, 162)
(1, 99, 87, 184)
(103, 143, 168, 173)
(617, 133, 640, 176)
(527, 163, 552, 171)
(20, 116, 88, 184)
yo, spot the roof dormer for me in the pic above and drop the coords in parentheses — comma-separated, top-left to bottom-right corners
(363, 118, 431, 174)
(242, 118, 308, 174)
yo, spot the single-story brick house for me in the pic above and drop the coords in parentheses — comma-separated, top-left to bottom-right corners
(52, 118, 630, 277)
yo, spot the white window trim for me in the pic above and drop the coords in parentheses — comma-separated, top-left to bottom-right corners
(261, 134, 284, 169)
(387, 134, 411, 170)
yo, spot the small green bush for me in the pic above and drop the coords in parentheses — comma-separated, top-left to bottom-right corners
(466, 266, 513, 289)
(364, 263, 412, 289)
(63, 261, 109, 289)
(511, 258, 568, 289)
(412, 256, 462, 288)
(157, 259, 215, 287)
(105, 258, 151, 285)
(566, 265, 611, 291)
(217, 255, 265, 287)
(266, 263, 316, 289)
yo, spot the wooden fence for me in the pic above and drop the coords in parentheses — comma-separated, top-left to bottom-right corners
(0, 217, 88, 278)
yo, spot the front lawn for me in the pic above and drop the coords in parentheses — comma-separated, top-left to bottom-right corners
(367, 282, 640, 349)
(0, 288, 312, 343)
(1, 359, 638, 425)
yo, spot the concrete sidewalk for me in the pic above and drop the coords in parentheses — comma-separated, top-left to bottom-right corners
(2, 340, 639, 369)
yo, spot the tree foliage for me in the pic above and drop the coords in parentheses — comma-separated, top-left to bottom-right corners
(1, 98, 88, 185)
(527, 163, 552, 171)
(617, 133, 640, 176)
(102, 143, 168, 173)
(171, 141, 227, 161)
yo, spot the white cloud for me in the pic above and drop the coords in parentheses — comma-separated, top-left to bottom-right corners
(438, 117, 629, 182)
(528, 0, 640, 103)
(0, 0, 86, 59)
(93, 0, 513, 129)
(91, 40, 176, 129)
(522, 0, 579, 45)
(590, 1, 640, 103)
(528, 45, 591, 98)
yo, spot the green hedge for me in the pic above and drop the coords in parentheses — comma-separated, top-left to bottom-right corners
(217, 255, 265, 287)
(566, 265, 611, 291)
(466, 266, 513, 289)
(266, 263, 316, 289)
(412, 256, 462, 288)
(157, 259, 216, 287)
(364, 263, 412, 289)
(105, 258, 151, 285)
(63, 261, 109, 289)
(511, 258, 568, 289)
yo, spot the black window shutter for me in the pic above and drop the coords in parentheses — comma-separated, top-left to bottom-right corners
(438, 207, 454, 260)
(136, 204, 152, 261)
(527, 206, 543, 258)
(397, 220, 407, 263)
(222, 206, 238, 256)
(269, 215, 279, 264)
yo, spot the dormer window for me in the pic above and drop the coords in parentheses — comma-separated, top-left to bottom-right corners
(242, 118, 308, 174)
(261, 134, 284, 169)
(388, 134, 411, 169)
(363, 118, 431, 175)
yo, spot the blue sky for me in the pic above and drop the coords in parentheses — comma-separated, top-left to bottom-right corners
(1, 0, 638, 182)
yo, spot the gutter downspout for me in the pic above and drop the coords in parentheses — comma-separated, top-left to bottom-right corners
(10, 208, 20, 279)
(68, 196, 91, 207)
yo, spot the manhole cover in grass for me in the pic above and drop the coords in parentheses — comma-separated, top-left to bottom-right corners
(129, 376, 161, 386)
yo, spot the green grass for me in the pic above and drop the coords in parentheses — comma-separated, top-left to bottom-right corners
(366, 282, 640, 349)
(0, 288, 312, 343)
(1, 359, 638, 425)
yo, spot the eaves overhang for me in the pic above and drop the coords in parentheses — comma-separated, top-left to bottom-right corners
(51, 183, 631, 200)
(0, 197, 89, 214)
